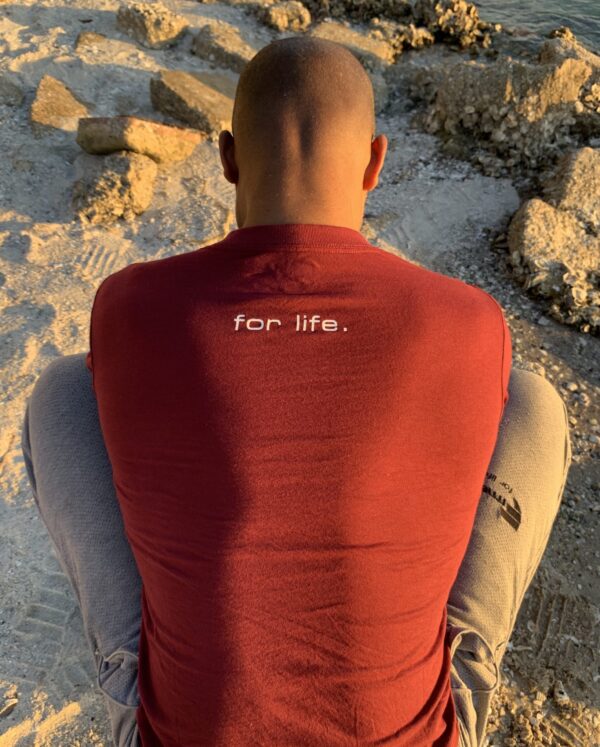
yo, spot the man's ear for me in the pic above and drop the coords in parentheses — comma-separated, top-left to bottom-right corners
(363, 133, 387, 192)
(218, 130, 239, 185)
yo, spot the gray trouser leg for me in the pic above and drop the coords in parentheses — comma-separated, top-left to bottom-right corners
(447, 367, 572, 747)
(20, 353, 142, 747)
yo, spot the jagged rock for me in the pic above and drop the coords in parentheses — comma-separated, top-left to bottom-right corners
(413, 0, 492, 48)
(75, 30, 108, 50)
(150, 70, 233, 137)
(72, 150, 158, 224)
(539, 33, 600, 74)
(30, 75, 90, 135)
(76, 116, 204, 164)
(423, 55, 592, 175)
(507, 149, 600, 335)
(302, 0, 412, 23)
(254, 1, 311, 32)
(191, 23, 257, 73)
(0, 75, 24, 106)
(542, 147, 600, 232)
(369, 18, 435, 57)
(116, 2, 188, 49)
(538, 34, 600, 138)
(308, 20, 395, 71)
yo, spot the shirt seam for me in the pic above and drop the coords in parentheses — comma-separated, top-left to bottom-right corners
(485, 293, 507, 420)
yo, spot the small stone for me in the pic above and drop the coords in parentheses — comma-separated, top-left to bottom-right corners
(75, 30, 108, 50)
(191, 23, 257, 73)
(255, 1, 311, 31)
(0, 698, 18, 719)
(72, 150, 158, 224)
(150, 70, 233, 136)
(116, 1, 188, 49)
(30, 75, 90, 135)
(76, 116, 204, 164)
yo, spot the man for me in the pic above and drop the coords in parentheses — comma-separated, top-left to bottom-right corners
(21, 36, 572, 747)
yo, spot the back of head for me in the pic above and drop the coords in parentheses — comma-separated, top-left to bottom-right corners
(231, 36, 376, 173)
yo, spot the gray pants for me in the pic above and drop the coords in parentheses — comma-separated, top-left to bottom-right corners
(20, 354, 572, 747)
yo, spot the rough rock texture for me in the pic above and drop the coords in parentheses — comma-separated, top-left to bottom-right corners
(308, 20, 395, 70)
(0, 75, 24, 106)
(538, 34, 600, 141)
(116, 2, 188, 49)
(302, 0, 412, 23)
(150, 70, 233, 136)
(76, 116, 204, 164)
(30, 75, 90, 135)
(72, 150, 158, 224)
(413, 0, 493, 48)
(543, 146, 600, 231)
(368, 18, 435, 57)
(254, 1, 311, 32)
(507, 148, 600, 335)
(422, 55, 592, 176)
(75, 30, 108, 50)
(191, 23, 257, 73)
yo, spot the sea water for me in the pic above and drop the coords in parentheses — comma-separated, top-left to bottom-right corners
(476, 0, 600, 53)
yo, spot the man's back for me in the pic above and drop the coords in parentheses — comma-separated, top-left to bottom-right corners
(87, 223, 511, 746)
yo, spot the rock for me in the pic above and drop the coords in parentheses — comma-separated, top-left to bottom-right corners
(302, 0, 412, 23)
(0, 75, 24, 106)
(538, 35, 600, 139)
(423, 55, 592, 176)
(369, 18, 435, 57)
(413, 0, 491, 48)
(72, 150, 158, 224)
(191, 23, 257, 73)
(254, 1, 311, 32)
(308, 20, 395, 71)
(75, 30, 108, 50)
(76, 116, 204, 164)
(543, 147, 600, 231)
(116, 2, 188, 49)
(507, 156, 600, 335)
(30, 75, 90, 135)
(150, 70, 233, 137)
(539, 34, 600, 73)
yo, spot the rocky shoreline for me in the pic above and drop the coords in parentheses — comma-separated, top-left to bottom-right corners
(0, 1, 598, 744)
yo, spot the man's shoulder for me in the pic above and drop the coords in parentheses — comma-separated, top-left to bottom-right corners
(377, 251, 503, 319)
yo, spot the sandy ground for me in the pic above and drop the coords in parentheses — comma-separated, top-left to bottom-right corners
(0, 1, 599, 745)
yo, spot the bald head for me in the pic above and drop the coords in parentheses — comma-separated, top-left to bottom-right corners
(232, 36, 376, 166)
(218, 36, 387, 230)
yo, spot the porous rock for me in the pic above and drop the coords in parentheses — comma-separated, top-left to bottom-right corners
(254, 1, 311, 32)
(30, 75, 90, 135)
(507, 148, 600, 335)
(116, 2, 188, 49)
(423, 55, 592, 175)
(150, 70, 233, 136)
(72, 150, 158, 224)
(302, 0, 412, 23)
(191, 23, 257, 73)
(413, 0, 492, 48)
(76, 116, 204, 164)
(369, 18, 435, 57)
(542, 147, 600, 231)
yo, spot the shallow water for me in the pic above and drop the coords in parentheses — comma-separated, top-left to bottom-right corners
(476, 0, 600, 53)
